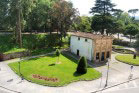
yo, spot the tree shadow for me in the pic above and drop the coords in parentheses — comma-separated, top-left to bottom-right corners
(62, 50, 107, 68)
(73, 72, 84, 77)
(48, 63, 56, 66)
(46, 54, 57, 58)
(90, 62, 107, 68)
(23, 57, 40, 61)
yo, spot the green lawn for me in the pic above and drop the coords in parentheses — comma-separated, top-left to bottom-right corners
(0, 34, 68, 56)
(115, 54, 139, 66)
(4, 48, 26, 54)
(112, 45, 124, 49)
(8, 54, 101, 86)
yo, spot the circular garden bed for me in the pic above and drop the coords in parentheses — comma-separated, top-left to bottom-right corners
(113, 49, 134, 54)
(115, 54, 139, 66)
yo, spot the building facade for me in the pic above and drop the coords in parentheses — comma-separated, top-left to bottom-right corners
(70, 32, 113, 62)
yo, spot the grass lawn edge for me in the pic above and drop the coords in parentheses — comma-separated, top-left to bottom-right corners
(115, 55, 139, 66)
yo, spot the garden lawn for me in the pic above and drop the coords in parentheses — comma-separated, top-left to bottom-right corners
(115, 54, 139, 66)
(8, 54, 101, 86)
(112, 45, 124, 49)
(4, 48, 26, 54)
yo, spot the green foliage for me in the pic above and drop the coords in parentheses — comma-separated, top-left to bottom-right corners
(119, 12, 132, 25)
(128, 9, 139, 20)
(113, 38, 130, 47)
(76, 56, 87, 74)
(91, 15, 116, 34)
(0, 34, 67, 55)
(75, 16, 92, 32)
(90, 0, 116, 15)
(55, 49, 60, 57)
(90, 0, 118, 34)
(135, 34, 139, 48)
(125, 24, 139, 36)
(4, 48, 26, 54)
(125, 24, 139, 42)
(46, 34, 60, 47)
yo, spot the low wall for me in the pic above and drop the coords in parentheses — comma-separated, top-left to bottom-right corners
(0, 51, 30, 61)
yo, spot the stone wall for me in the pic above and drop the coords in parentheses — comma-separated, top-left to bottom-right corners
(0, 51, 30, 61)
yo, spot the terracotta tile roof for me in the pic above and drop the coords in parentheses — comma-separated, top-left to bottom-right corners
(71, 32, 114, 40)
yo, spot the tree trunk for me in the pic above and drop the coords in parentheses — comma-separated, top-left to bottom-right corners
(130, 35, 132, 43)
(16, 1, 22, 48)
(118, 33, 119, 39)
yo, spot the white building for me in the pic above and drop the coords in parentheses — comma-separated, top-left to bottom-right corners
(70, 32, 113, 62)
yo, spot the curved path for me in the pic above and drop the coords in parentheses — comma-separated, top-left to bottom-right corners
(0, 52, 139, 93)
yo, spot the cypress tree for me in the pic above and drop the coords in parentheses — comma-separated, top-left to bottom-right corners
(76, 56, 87, 74)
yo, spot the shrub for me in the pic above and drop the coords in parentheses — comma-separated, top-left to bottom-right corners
(76, 56, 87, 74)
(113, 38, 130, 47)
(55, 49, 60, 57)
(55, 49, 60, 63)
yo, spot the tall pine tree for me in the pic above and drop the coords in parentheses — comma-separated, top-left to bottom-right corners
(90, 0, 119, 35)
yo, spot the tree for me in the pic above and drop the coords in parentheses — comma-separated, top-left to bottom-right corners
(90, 0, 119, 34)
(76, 56, 87, 74)
(119, 12, 132, 25)
(27, 0, 52, 33)
(90, 0, 116, 15)
(125, 24, 139, 43)
(91, 15, 115, 35)
(113, 9, 123, 19)
(128, 9, 139, 20)
(135, 34, 139, 49)
(55, 49, 60, 63)
(0, 0, 10, 30)
(113, 20, 125, 39)
(6, 0, 35, 47)
(75, 16, 92, 32)
(50, 0, 79, 46)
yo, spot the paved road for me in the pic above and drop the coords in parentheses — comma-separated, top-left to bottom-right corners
(102, 79, 139, 93)
(0, 53, 139, 93)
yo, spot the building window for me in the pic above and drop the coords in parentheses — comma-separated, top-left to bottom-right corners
(96, 53, 99, 60)
(85, 39, 88, 42)
(78, 37, 80, 40)
(107, 51, 110, 58)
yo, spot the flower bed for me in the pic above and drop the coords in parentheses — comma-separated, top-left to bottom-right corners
(32, 74, 59, 82)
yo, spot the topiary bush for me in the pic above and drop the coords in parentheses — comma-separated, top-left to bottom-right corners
(55, 49, 60, 63)
(76, 56, 87, 74)
(113, 38, 130, 47)
(55, 49, 60, 56)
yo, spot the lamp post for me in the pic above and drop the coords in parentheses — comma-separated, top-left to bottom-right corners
(128, 65, 134, 80)
(105, 58, 110, 87)
(18, 61, 24, 80)
(18, 61, 21, 76)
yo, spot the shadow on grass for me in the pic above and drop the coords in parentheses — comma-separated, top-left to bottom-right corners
(62, 52, 92, 68)
(46, 54, 57, 58)
(62, 51, 107, 68)
(73, 72, 84, 77)
(61, 52, 78, 64)
(48, 63, 56, 66)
